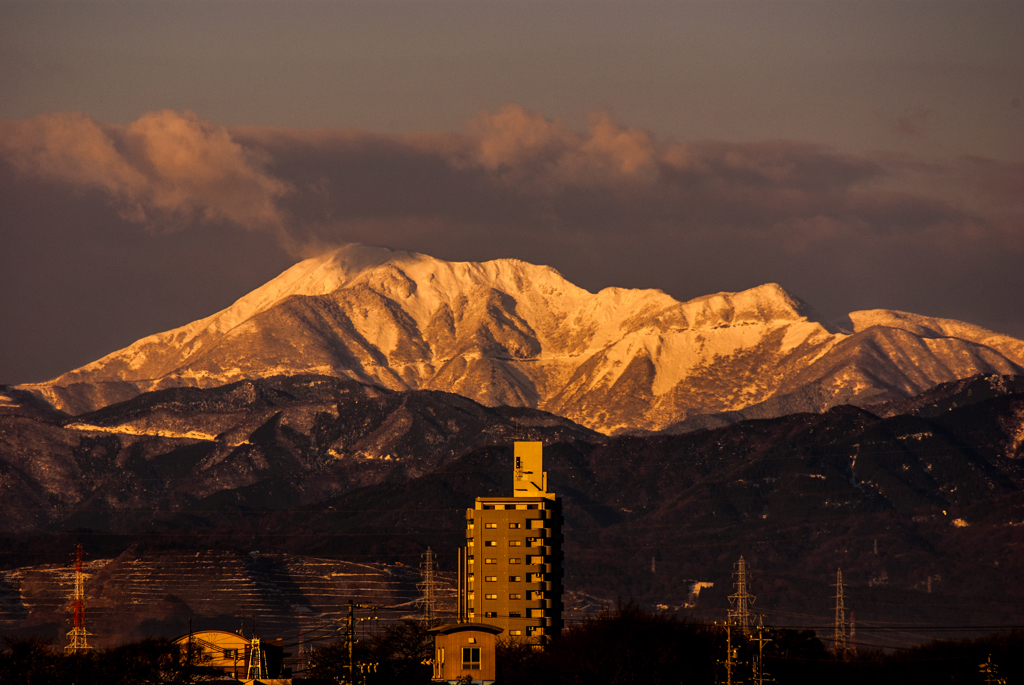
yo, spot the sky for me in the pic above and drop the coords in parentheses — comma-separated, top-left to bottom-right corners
(1, 0, 1023, 386)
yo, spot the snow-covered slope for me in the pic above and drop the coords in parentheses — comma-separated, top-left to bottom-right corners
(19, 245, 1024, 433)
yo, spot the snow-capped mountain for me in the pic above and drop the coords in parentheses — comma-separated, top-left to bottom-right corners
(19, 244, 1024, 433)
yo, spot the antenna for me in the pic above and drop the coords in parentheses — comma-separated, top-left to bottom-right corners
(833, 569, 847, 655)
(727, 556, 755, 635)
(64, 544, 92, 654)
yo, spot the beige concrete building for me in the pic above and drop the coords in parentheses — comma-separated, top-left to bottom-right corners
(459, 442, 563, 644)
(430, 622, 503, 684)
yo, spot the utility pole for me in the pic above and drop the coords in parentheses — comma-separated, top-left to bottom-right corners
(728, 556, 755, 636)
(344, 599, 378, 685)
(751, 619, 772, 685)
(722, 622, 736, 685)
(833, 569, 847, 656)
(848, 610, 856, 656)
(64, 544, 92, 654)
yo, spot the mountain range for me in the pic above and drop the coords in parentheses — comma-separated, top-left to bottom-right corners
(2, 373, 1024, 647)
(5, 244, 1024, 647)
(17, 244, 1024, 434)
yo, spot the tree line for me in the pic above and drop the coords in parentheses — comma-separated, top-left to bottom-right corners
(3, 603, 1021, 684)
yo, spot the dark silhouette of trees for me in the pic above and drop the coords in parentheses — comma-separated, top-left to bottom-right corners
(306, 619, 433, 685)
(3, 614, 1022, 685)
(491, 603, 1024, 685)
(496, 601, 717, 685)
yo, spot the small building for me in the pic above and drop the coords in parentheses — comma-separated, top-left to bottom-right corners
(171, 629, 290, 681)
(429, 623, 503, 684)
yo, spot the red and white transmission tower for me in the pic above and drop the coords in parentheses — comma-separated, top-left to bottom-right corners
(65, 544, 92, 654)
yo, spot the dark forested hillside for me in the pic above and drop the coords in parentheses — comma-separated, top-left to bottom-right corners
(2, 374, 1024, 648)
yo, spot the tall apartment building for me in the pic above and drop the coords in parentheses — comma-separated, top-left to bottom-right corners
(458, 442, 563, 644)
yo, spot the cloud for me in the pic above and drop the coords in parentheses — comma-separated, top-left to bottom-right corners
(2, 105, 1019, 260)
(878, 106, 932, 137)
(3, 106, 1024, 386)
(0, 110, 290, 231)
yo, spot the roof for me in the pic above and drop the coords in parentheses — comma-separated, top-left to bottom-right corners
(429, 622, 504, 636)
(171, 629, 250, 645)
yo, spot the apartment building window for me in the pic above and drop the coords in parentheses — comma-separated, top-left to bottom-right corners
(484, 611, 498, 618)
(509, 575, 521, 582)
(485, 558, 497, 564)
(485, 576, 497, 582)
(509, 540, 521, 546)
(485, 541, 497, 547)
(509, 630, 522, 636)
(509, 593, 521, 600)
(462, 647, 480, 670)
(509, 558, 521, 564)
(485, 523, 497, 529)
(509, 522, 521, 528)
(485, 594, 497, 600)
(509, 611, 521, 617)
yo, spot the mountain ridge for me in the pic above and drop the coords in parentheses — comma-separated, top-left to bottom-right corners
(17, 244, 1024, 433)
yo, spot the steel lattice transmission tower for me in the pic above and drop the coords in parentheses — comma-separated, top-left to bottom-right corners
(727, 556, 756, 635)
(64, 544, 92, 654)
(247, 637, 267, 680)
(833, 568, 847, 655)
(417, 547, 441, 626)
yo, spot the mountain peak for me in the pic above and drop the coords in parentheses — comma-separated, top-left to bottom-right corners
(677, 282, 821, 329)
(18, 246, 1024, 433)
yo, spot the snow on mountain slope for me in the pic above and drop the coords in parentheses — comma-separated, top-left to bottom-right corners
(19, 245, 1024, 433)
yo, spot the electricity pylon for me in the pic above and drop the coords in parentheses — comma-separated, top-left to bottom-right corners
(417, 547, 441, 626)
(728, 556, 756, 635)
(64, 544, 92, 654)
(833, 568, 847, 656)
